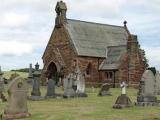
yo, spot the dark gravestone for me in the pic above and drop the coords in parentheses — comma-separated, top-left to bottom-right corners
(113, 82, 132, 109)
(29, 63, 44, 100)
(136, 70, 158, 106)
(98, 83, 111, 96)
(45, 78, 56, 98)
(1, 77, 31, 119)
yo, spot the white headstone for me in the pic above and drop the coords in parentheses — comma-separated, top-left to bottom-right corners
(120, 81, 127, 95)
(75, 66, 85, 93)
(63, 74, 75, 98)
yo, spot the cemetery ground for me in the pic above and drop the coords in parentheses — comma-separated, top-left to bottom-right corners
(1, 72, 160, 120)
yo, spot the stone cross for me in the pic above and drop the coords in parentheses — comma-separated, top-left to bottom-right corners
(120, 81, 128, 95)
(31, 63, 41, 96)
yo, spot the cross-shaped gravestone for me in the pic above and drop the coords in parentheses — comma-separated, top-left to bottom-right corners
(120, 81, 128, 95)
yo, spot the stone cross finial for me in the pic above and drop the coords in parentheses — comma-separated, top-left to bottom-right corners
(120, 81, 128, 95)
(123, 20, 127, 27)
(35, 63, 39, 70)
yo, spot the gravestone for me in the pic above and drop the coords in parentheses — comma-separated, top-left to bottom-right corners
(45, 78, 56, 98)
(29, 63, 44, 100)
(113, 81, 132, 109)
(136, 69, 158, 106)
(27, 64, 33, 85)
(1, 76, 31, 119)
(75, 66, 87, 97)
(63, 73, 75, 98)
(0, 66, 7, 102)
(155, 71, 160, 95)
(98, 83, 111, 96)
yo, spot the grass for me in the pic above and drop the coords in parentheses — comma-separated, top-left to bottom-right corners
(0, 86, 160, 120)
(1, 71, 160, 120)
(3, 71, 28, 79)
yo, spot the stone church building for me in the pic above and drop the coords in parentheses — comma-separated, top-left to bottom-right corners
(42, 1, 146, 87)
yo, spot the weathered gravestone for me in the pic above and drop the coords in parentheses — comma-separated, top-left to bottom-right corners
(98, 83, 111, 96)
(27, 64, 33, 85)
(113, 81, 132, 109)
(45, 77, 56, 98)
(63, 73, 75, 98)
(1, 76, 31, 120)
(75, 66, 87, 97)
(155, 71, 160, 95)
(0, 66, 7, 102)
(29, 63, 44, 100)
(136, 69, 158, 106)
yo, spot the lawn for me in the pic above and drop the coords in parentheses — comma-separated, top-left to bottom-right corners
(3, 71, 28, 79)
(0, 86, 160, 120)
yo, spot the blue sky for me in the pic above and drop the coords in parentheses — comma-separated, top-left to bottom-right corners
(0, 0, 160, 71)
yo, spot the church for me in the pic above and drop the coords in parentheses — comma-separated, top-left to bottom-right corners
(42, 1, 146, 87)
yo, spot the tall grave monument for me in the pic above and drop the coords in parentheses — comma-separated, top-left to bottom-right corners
(29, 63, 44, 100)
(27, 64, 33, 84)
(136, 68, 158, 106)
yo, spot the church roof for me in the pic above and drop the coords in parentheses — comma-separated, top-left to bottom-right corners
(99, 45, 127, 70)
(65, 19, 128, 57)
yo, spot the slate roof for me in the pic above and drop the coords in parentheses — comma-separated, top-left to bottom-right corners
(99, 45, 127, 70)
(65, 19, 128, 57)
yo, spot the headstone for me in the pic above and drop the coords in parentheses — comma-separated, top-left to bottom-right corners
(27, 64, 33, 84)
(0, 66, 7, 102)
(75, 66, 87, 97)
(120, 81, 128, 95)
(1, 76, 31, 119)
(29, 63, 44, 100)
(98, 83, 111, 96)
(45, 78, 56, 98)
(155, 71, 160, 95)
(63, 73, 75, 98)
(113, 81, 132, 109)
(136, 69, 158, 106)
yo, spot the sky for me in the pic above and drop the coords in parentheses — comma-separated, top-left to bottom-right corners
(0, 0, 160, 71)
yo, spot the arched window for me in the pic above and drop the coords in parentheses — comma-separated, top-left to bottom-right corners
(109, 72, 113, 79)
(86, 63, 92, 75)
(105, 71, 113, 80)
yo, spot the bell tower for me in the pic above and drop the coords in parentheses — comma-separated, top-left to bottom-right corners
(55, 1, 67, 27)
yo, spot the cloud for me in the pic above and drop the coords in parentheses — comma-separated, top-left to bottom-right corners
(0, 41, 33, 56)
(1, 12, 29, 28)
(0, 0, 159, 70)
(142, 46, 160, 70)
